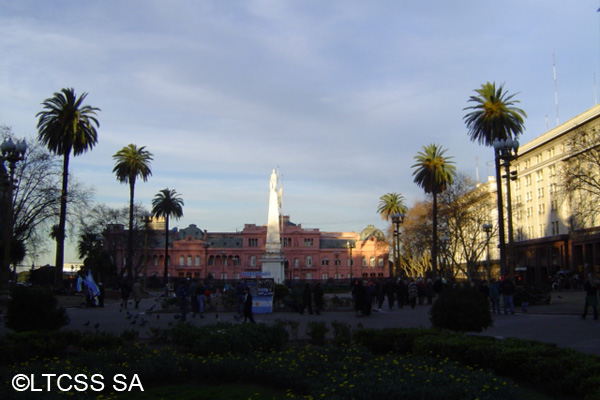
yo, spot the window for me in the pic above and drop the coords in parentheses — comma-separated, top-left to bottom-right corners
(537, 187, 544, 198)
(248, 238, 259, 247)
(536, 153, 543, 164)
(294, 258, 299, 267)
(283, 238, 291, 247)
(548, 164, 556, 177)
(536, 170, 543, 182)
(369, 257, 375, 267)
(304, 238, 314, 247)
(195, 256, 200, 266)
(250, 255, 256, 267)
(378, 257, 384, 267)
(306, 256, 312, 266)
(526, 192, 532, 202)
(187, 256, 192, 266)
(551, 221, 559, 235)
(525, 175, 532, 186)
(538, 204, 546, 215)
(362, 257, 367, 267)
(179, 256, 185, 266)
(548, 147, 555, 159)
(549, 183, 557, 194)
(321, 258, 329, 266)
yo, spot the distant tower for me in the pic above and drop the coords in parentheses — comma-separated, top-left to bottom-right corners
(261, 169, 286, 283)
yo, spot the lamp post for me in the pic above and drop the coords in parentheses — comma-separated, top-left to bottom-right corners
(482, 223, 493, 281)
(1, 137, 27, 290)
(439, 235, 449, 279)
(391, 212, 406, 278)
(221, 250, 227, 282)
(346, 241, 355, 282)
(202, 241, 210, 280)
(334, 251, 340, 282)
(141, 213, 152, 289)
(493, 138, 519, 277)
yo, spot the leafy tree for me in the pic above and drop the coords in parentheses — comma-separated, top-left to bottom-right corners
(412, 144, 456, 279)
(398, 200, 432, 278)
(112, 144, 153, 281)
(36, 88, 100, 288)
(151, 188, 184, 287)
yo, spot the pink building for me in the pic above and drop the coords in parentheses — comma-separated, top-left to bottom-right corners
(106, 216, 390, 282)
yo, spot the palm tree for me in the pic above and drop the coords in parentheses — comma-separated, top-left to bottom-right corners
(412, 144, 456, 279)
(463, 82, 526, 146)
(37, 88, 100, 288)
(112, 144, 153, 281)
(151, 188, 184, 288)
(378, 192, 408, 277)
(464, 82, 526, 276)
(377, 193, 408, 221)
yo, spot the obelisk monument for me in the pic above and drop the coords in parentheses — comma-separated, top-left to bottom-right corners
(261, 169, 286, 283)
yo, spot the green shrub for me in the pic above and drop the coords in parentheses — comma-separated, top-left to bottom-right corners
(430, 286, 492, 332)
(353, 328, 437, 354)
(330, 320, 352, 346)
(5, 285, 69, 331)
(79, 331, 124, 351)
(0, 330, 81, 365)
(306, 321, 328, 345)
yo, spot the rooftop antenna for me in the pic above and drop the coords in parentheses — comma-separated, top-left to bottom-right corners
(553, 53, 559, 126)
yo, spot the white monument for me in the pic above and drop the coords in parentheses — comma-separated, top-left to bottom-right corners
(261, 169, 286, 283)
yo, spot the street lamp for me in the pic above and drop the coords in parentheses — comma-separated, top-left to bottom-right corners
(439, 235, 449, 279)
(346, 241, 355, 282)
(493, 138, 519, 277)
(221, 250, 227, 281)
(1, 137, 27, 289)
(202, 241, 210, 280)
(333, 251, 340, 282)
(391, 211, 406, 278)
(482, 223, 493, 281)
(141, 213, 153, 289)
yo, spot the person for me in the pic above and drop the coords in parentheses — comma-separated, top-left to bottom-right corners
(235, 281, 246, 320)
(197, 280, 206, 318)
(120, 280, 131, 309)
(479, 280, 490, 309)
(188, 279, 199, 314)
(416, 278, 426, 305)
(132, 280, 144, 310)
(243, 286, 256, 324)
(176, 280, 189, 322)
(363, 281, 373, 316)
(375, 280, 385, 311)
(385, 278, 396, 310)
(408, 279, 418, 309)
(582, 276, 599, 320)
(300, 283, 313, 315)
(489, 279, 500, 314)
(352, 279, 365, 316)
(98, 282, 105, 308)
(397, 279, 408, 309)
(500, 277, 515, 315)
(425, 279, 435, 305)
(313, 282, 324, 315)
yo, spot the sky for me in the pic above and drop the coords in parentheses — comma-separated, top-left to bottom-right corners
(1, 1, 600, 265)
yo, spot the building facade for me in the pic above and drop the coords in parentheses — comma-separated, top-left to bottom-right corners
(465, 104, 600, 285)
(105, 216, 389, 283)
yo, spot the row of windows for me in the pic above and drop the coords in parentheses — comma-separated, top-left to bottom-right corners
(160, 254, 385, 268)
(248, 237, 318, 247)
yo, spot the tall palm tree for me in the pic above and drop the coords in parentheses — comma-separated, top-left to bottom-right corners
(112, 144, 153, 281)
(151, 188, 184, 288)
(463, 82, 526, 276)
(412, 144, 456, 279)
(378, 192, 408, 277)
(377, 192, 407, 221)
(37, 88, 100, 288)
(463, 82, 526, 146)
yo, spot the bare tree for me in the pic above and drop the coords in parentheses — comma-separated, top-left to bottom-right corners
(560, 127, 600, 230)
(1, 126, 93, 265)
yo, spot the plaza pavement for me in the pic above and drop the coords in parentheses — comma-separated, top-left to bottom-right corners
(1, 289, 598, 356)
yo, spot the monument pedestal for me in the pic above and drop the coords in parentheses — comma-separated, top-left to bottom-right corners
(260, 253, 286, 284)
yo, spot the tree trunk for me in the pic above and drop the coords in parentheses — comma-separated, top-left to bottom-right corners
(54, 152, 70, 289)
(127, 180, 135, 282)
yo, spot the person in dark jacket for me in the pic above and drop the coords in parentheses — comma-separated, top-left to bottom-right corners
(300, 283, 313, 315)
(243, 286, 256, 324)
(500, 277, 515, 315)
(313, 283, 324, 315)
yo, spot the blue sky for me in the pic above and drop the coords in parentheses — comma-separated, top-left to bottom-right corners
(1, 1, 599, 264)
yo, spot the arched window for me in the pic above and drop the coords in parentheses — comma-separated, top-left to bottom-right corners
(306, 255, 313, 266)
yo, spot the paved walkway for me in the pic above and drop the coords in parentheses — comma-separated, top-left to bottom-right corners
(1, 290, 599, 355)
